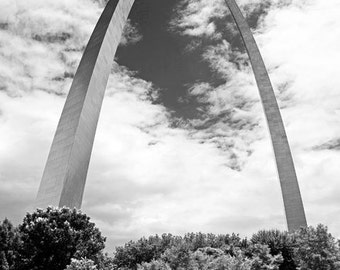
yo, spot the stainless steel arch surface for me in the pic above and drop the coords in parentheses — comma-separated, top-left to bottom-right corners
(224, 0, 307, 231)
(35, 0, 135, 209)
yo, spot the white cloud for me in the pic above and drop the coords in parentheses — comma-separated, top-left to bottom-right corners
(170, 0, 228, 38)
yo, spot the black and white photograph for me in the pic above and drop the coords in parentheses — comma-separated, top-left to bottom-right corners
(0, 0, 339, 269)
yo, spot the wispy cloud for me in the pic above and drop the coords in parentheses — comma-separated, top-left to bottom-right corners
(120, 19, 143, 46)
(170, 0, 228, 39)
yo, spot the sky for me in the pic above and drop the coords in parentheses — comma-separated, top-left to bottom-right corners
(1, 0, 340, 251)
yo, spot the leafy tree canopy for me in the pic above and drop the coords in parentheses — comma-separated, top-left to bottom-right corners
(17, 207, 105, 270)
(293, 224, 340, 270)
(1, 209, 339, 270)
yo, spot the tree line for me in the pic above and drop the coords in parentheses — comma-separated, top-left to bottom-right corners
(0, 207, 339, 270)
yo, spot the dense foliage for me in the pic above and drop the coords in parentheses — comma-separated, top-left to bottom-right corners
(293, 225, 340, 269)
(0, 208, 339, 270)
(112, 233, 282, 270)
(0, 207, 105, 270)
(251, 230, 296, 270)
(138, 245, 282, 270)
(111, 225, 340, 270)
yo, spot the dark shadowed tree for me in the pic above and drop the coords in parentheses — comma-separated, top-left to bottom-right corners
(0, 219, 19, 270)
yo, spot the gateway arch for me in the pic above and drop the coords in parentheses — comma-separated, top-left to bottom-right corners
(35, 0, 307, 231)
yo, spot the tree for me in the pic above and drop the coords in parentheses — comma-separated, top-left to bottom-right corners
(95, 253, 116, 270)
(113, 234, 178, 269)
(138, 247, 253, 270)
(293, 224, 340, 270)
(16, 207, 105, 270)
(161, 244, 192, 269)
(138, 260, 171, 270)
(187, 247, 253, 270)
(0, 252, 9, 270)
(251, 230, 296, 270)
(0, 218, 19, 269)
(137, 245, 282, 270)
(112, 232, 246, 269)
(249, 244, 283, 270)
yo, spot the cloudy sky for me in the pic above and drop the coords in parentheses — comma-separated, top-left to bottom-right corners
(1, 0, 340, 250)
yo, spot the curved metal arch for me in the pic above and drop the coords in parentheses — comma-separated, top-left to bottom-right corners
(36, 0, 135, 209)
(36, 0, 307, 231)
(224, 0, 307, 231)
